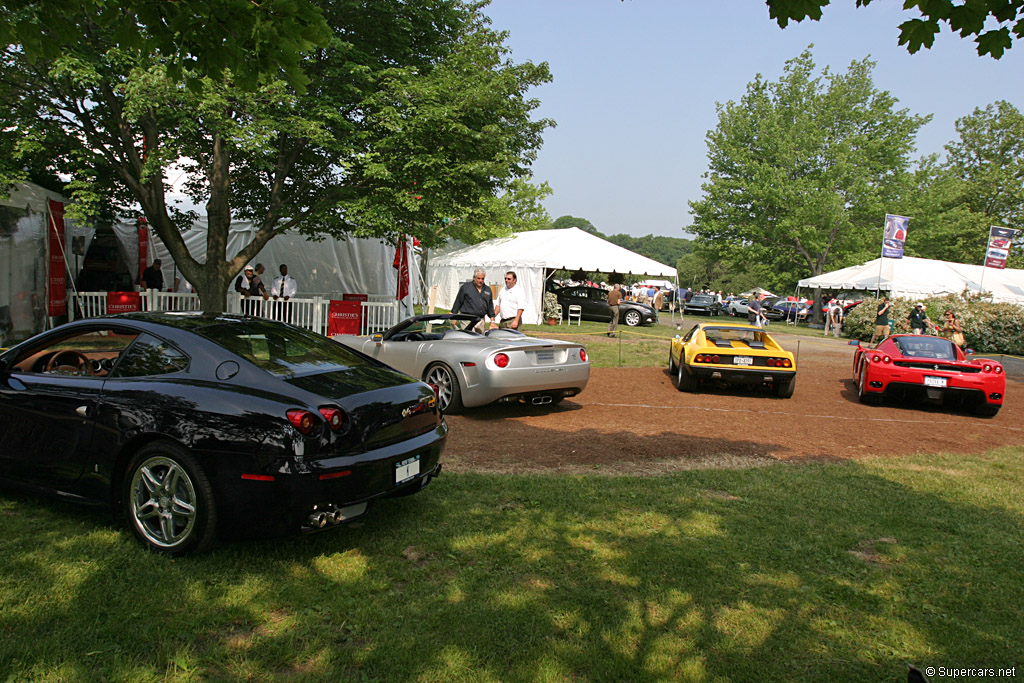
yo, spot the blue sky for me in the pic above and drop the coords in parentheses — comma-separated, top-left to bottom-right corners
(483, 0, 1024, 239)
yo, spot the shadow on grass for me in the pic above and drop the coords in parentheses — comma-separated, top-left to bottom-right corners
(2, 451, 1023, 682)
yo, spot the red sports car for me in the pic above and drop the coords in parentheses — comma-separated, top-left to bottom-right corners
(853, 334, 1005, 416)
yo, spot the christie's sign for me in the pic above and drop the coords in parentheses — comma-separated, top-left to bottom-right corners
(107, 291, 141, 314)
(328, 300, 362, 336)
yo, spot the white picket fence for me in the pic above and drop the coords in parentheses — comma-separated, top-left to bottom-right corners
(69, 291, 400, 336)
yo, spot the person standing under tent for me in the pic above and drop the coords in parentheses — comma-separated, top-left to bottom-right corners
(452, 268, 495, 333)
(607, 284, 622, 337)
(140, 259, 164, 291)
(908, 303, 931, 335)
(493, 271, 525, 330)
(271, 264, 298, 323)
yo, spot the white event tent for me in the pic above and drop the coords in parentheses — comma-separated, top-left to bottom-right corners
(427, 227, 678, 324)
(116, 219, 421, 305)
(797, 256, 1024, 305)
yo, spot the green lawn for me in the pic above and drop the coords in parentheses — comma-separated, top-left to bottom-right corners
(2, 449, 1023, 682)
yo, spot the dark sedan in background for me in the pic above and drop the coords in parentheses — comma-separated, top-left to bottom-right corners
(0, 313, 447, 555)
(765, 300, 811, 322)
(552, 286, 658, 326)
(683, 294, 722, 316)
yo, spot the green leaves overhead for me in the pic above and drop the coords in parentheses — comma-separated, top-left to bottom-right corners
(766, 0, 1024, 59)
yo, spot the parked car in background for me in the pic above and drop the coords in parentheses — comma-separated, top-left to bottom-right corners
(852, 334, 1004, 416)
(683, 294, 722, 316)
(333, 313, 590, 413)
(0, 313, 448, 555)
(668, 321, 797, 397)
(726, 298, 749, 317)
(765, 300, 811, 322)
(552, 285, 657, 327)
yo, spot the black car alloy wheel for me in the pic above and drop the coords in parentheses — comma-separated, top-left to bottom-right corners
(124, 442, 218, 556)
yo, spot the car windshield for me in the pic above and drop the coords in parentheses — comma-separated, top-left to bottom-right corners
(702, 327, 766, 345)
(397, 318, 477, 336)
(893, 337, 958, 361)
(197, 320, 373, 377)
(691, 295, 714, 304)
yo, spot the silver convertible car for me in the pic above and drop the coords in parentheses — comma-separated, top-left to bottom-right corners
(333, 314, 590, 412)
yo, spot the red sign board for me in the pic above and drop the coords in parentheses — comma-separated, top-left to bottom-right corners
(328, 300, 362, 336)
(137, 220, 149, 285)
(47, 200, 67, 316)
(107, 291, 142, 314)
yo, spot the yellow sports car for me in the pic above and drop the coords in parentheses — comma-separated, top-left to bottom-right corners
(668, 322, 796, 397)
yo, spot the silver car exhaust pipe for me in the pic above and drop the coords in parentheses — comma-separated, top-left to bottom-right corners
(307, 512, 328, 528)
(531, 395, 553, 405)
(329, 506, 344, 524)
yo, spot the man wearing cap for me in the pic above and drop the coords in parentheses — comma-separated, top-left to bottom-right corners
(908, 302, 931, 335)
(140, 258, 164, 291)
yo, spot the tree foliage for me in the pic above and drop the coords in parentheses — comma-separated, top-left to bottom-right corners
(689, 49, 929, 292)
(767, 0, 1024, 59)
(604, 233, 691, 269)
(0, 0, 332, 92)
(902, 101, 1024, 267)
(0, 0, 552, 310)
(551, 215, 599, 234)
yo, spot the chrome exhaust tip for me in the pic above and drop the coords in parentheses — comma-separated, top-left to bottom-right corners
(329, 507, 344, 524)
(308, 512, 328, 528)
(531, 395, 552, 405)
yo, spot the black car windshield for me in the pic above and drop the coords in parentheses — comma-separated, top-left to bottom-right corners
(691, 295, 715, 304)
(893, 337, 958, 361)
(197, 321, 371, 377)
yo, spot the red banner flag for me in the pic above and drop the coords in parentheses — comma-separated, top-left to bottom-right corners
(137, 218, 149, 285)
(393, 236, 409, 300)
(47, 200, 67, 316)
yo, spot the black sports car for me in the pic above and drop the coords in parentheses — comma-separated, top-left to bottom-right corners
(0, 313, 446, 555)
(553, 285, 657, 326)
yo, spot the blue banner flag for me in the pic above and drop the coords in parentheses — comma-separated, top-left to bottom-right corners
(881, 214, 909, 259)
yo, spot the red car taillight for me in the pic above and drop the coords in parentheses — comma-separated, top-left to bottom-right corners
(995, 366, 1003, 374)
(579, 348, 587, 362)
(983, 364, 992, 373)
(494, 353, 510, 368)
(319, 406, 347, 432)
(287, 409, 317, 435)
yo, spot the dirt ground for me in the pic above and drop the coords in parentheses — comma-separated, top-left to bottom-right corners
(443, 333, 1024, 475)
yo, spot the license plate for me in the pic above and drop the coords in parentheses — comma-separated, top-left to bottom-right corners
(536, 350, 554, 363)
(924, 376, 947, 388)
(734, 356, 753, 365)
(395, 455, 420, 484)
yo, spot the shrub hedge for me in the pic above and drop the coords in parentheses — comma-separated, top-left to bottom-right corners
(842, 294, 1024, 355)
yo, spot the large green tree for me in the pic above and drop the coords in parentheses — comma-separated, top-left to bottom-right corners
(689, 49, 929, 292)
(903, 101, 1024, 266)
(1, 0, 552, 311)
(768, 0, 1024, 59)
(0, 0, 332, 92)
(551, 215, 599, 234)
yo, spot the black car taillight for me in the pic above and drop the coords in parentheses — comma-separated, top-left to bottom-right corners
(319, 406, 348, 432)
(287, 409, 317, 435)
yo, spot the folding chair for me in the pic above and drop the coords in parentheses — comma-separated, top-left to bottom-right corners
(568, 304, 582, 325)
(556, 304, 563, 324)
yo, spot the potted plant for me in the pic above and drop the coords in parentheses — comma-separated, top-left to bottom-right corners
(543, 292, 560, 325)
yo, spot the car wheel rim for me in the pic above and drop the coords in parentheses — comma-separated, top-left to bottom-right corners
(625, 311, 640, 326)
(426, 366, 454, 410)
(129, 456, 197, 549)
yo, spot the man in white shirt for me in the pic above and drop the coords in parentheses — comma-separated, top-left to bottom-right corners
(270, 264, 298, 322)
(493, 271, 525, 330)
